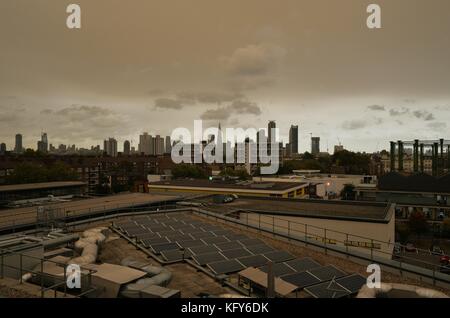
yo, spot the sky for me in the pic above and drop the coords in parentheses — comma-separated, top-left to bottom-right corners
(0, 0, 449, 153)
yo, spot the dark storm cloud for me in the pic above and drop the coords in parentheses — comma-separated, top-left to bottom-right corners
(200, 100, 262, 121)
(176, 91, 244, 104)
(54, 105, 113, 120)
(412, 110, 434, 121)
(200, 107, 231, 121)
(154, 98, 184, 110)
(220, 44, 286, 76)
(367, 105, 386, 111)
(229, 100, 261, 115)
(342, 120, 368, 130)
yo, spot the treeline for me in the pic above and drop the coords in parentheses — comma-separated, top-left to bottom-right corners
(278, 150, 372, 175)
(5, 162, 79, 184)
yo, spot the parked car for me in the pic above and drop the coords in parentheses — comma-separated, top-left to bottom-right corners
(405, 243, 417, 253)
(430, 245, 444, 256)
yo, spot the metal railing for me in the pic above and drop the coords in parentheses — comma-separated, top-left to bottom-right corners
(0, 248, 97, 298)
(192, 208, 450, 286)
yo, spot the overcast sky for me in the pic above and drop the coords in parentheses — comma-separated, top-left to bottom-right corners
(0, 0, 449, 153)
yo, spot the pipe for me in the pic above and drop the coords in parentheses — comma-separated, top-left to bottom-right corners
(357, 283, 449, 298)
(119, 257, 173, 298)
(21, 227, 107, 283)
(69, 227, 107, 265)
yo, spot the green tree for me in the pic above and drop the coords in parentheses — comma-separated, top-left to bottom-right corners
(441, 219, 450, 238)
(6, 162, 79, 184)
(340, 184, 356, 200)
(172, 164, 208, 179)
(396, 222, 411, 244)
(409, 211, 428, 238)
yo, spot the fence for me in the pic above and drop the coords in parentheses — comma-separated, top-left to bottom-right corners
(0, 247, 97, 298)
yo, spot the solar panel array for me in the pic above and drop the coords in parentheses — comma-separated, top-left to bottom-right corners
(114, 213, 366, 297)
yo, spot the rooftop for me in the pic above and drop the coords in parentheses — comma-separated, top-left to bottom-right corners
(0, 193, 181, 230)
(378, 172, 450, 194)
(0, 181, 86, 192)
(148, 180, 307, 192)
(193, 196, 392, 222)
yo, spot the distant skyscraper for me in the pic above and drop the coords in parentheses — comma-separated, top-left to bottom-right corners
(267, 121, 276, 143)
(0, 143, 6, 155)
(37, 132, 48, 152)
(14, 134, 23, 153)
(155, 135, 165, 155)
(123, 140, 131, 155)
(311, 137, 320, 155)
(289, 125, 299, 154)
(104, 138, 118, 157)
(165, 136, 172, 154)
(139, 133, 153, 155)
(267, 120, 276, 155)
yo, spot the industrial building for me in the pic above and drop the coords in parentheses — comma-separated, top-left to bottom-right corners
(0, 181, 87, 207)
(0, 192, 449, 298)
(389, 139, 450, 177)
(147, 180, 309, 198)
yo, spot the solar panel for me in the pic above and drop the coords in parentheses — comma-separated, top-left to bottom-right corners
(146, 225, 168, 232)
(173, 225, 195, 231)
(160, 249, 192, 262)
(141, 237, 169, 247)
(189, 232, 216, 240)
(187, 221, 204, 226)
(304, 280, 350, 298)
(238, 238, 265, 247)
(263, 251, 295, 263)
(207, 259, 245, 275)
(284, 258, 321, 272)
(259, 263, 296, 277)
(193, 252, 227, 266)
(237, 255, 270, 268)
(188, 245, 219, 255)
(336, 274, 367, 294)
(167, 235, 190, 243)
(150, 242, 180, 254)
(220, 248, 252, 259)
(155, 230, 178, 237)
(281, 272, 321, 289)
(225, 234, 249, 241)
(180, 227, 203, 234)
(308, 265, 347, 281)
(215, 241, 244, 251)
(135, 233, 160, 240)
(245, 244, 274, 254)
(199, 225, 224, 231)
(176, 239, 206, 248)
(201, 236, 230, 245)
(211, 230, 235, 236)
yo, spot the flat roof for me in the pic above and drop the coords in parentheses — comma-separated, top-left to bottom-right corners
(148, 180, 307, 192)
(0, 193, 181, 229)
(0, 181, 86, 192)
(194, 196, 392, 222)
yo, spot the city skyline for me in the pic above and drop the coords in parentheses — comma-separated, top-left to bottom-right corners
(1, 1, 450, 152)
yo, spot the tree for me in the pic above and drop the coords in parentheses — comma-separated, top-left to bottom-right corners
(172, 164, 207, 179)
(409, 211, 428, 237)
(340, 184, 356, 200)
(6, 162, 79, 184)
(396, 222, 411, 244)
(441, 219, 450, 238)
